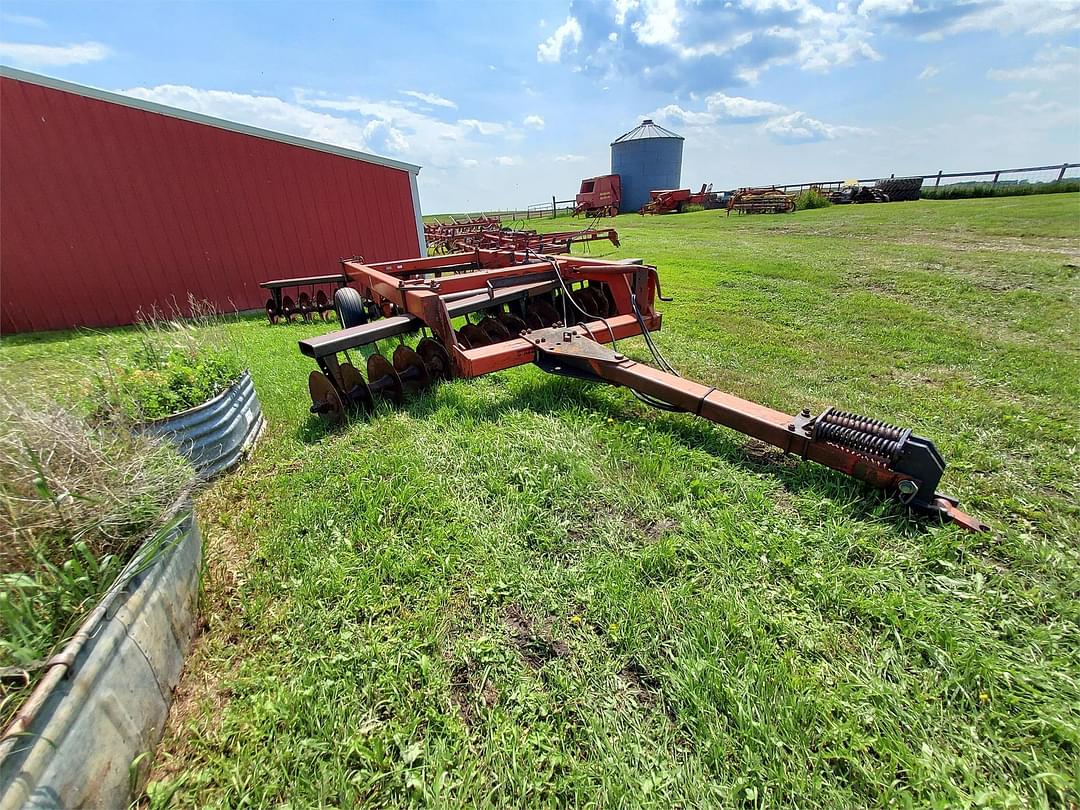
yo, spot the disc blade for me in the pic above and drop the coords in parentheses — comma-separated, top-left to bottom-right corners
(392, 344, 431, 392)
(478, 316, 511, 342)
(417, 337, 453, 381)
(308, 370, 344, 424)
(338, 362, 373, 410)
(497, 312, 528, 335)
(367, 353, 403, 404)
(460, 323, 492, 347)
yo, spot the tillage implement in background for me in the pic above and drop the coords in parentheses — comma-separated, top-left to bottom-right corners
(289, 248, 988, 533)
(424, 217, 619, 255)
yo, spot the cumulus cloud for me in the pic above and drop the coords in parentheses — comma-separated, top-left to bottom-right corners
(762, 111, 872, 143)
(0, 13, 47, 27)
(494, 155, 521, 166)
(554, 154, 586, 162)
(547, 0, 1079, 93)
(399, 89, 457, 109)
(121, 85, 379, 152)
(705, 92, 787, 119)
(523, 114, 545, 128)
(987, 46, 1079, 82)
(648, 90, 867, 145)
(0, 40, 110, 66)
(459, 118, 506, 136)
(852, 0, 1080, 39)
(537, 15, 583, 62)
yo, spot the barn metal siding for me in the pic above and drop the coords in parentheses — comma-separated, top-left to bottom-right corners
(0, 72, 423, 333)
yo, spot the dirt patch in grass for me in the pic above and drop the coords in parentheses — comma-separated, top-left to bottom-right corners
(449, 660, 499, 729)
(505, 604, 569, 669)
(620, 658, 662, 709)
(144, 503, 256, 787)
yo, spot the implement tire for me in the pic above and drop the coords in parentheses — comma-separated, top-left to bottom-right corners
(334, 287, 368, 329)
(875, 177, 923, 202)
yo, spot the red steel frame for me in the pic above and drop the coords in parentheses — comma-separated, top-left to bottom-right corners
(298, 249, 987, 534)
(339, 250, 658, 377)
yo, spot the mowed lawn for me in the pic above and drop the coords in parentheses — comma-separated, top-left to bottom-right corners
(3, 195, 1078, 807)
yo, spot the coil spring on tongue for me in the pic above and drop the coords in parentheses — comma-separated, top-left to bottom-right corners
(815, 408, 911, 462)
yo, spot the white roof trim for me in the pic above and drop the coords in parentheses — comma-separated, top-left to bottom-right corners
(0, 65, 421, 175)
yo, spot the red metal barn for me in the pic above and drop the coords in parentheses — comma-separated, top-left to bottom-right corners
(0, 67, 426, 334)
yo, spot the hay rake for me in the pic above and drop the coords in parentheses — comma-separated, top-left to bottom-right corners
(297, 248, 987, 533)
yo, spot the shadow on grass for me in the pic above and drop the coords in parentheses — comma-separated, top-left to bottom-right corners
(297, 368, 937, 535)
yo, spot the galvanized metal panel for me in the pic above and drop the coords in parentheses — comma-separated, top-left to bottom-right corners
(0, 71, 423, 334)
(139, 370, 264, 479)
(610, 119, 684, 213)
(0, 505, 201, 810)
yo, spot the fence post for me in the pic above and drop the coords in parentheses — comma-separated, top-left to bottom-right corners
(935, 170, 942, 188)
(551, 196, 556, 219)
(1058, 163, 1068, 181)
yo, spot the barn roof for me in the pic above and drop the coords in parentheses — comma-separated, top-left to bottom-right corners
(0, 66, 421, 175)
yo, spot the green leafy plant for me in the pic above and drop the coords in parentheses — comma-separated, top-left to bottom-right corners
(794, 188, 833, 210)
(93, 299, 243, 422)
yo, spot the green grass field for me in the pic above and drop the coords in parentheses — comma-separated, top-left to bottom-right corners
(3, 195, 1079, 807)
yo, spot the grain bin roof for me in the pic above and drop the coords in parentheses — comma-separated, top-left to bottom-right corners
(611, 119, 684, 145)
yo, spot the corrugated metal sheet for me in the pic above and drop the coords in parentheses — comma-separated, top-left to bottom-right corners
(0, 69, 425, 333)
(611, 121, 684, 212)
(138, 370, 263, 479)
(0, 502, 200, 809)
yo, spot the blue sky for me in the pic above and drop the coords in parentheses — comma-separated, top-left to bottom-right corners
(1, 0, 1078, 213)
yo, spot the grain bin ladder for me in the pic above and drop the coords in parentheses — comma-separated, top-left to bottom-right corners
(296, 249, 988, 533)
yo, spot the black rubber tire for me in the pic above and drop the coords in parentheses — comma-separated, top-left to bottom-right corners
(875, 177, 923, 202)
(334, 287, 368, 329)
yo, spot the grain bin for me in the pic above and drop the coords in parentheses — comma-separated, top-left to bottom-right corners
(610, 119, 684, 213)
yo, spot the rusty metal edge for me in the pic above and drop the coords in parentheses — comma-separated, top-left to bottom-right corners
(0, 495, 202, 809)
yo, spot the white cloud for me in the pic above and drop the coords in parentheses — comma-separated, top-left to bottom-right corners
(631, 0, 682, 46)
(608, 31, 619, 42)
(123, 84, 377, 152)
(914, 0, 1080, 39)
(0, 13, 47, 27)
(459, 118, 506, 136)
(0, 40, 109, 66)
(652, 104, 718, 127)
(762, 111, 872, 143)
(554, 154, 586, 162)
(987, 46, 1080, 82)
(459, 158, 480, 168)
(613, 0, 640, 26)
(523, 114, 545, 129)
(494, 155, 521, 167)
(857, 0, 914, 15)
(537, 16, 583, 63)
(918, 64, 939, 80)
(650, 92, 788, 129)
(399, 89, 456, 109)
(705, 92, 787, 119)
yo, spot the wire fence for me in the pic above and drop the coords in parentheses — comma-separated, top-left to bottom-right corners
(769, 162, 1079, 194)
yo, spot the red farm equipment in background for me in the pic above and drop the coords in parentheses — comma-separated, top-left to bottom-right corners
(574, 174, 621, 217)
(639, 184, 721, 215)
